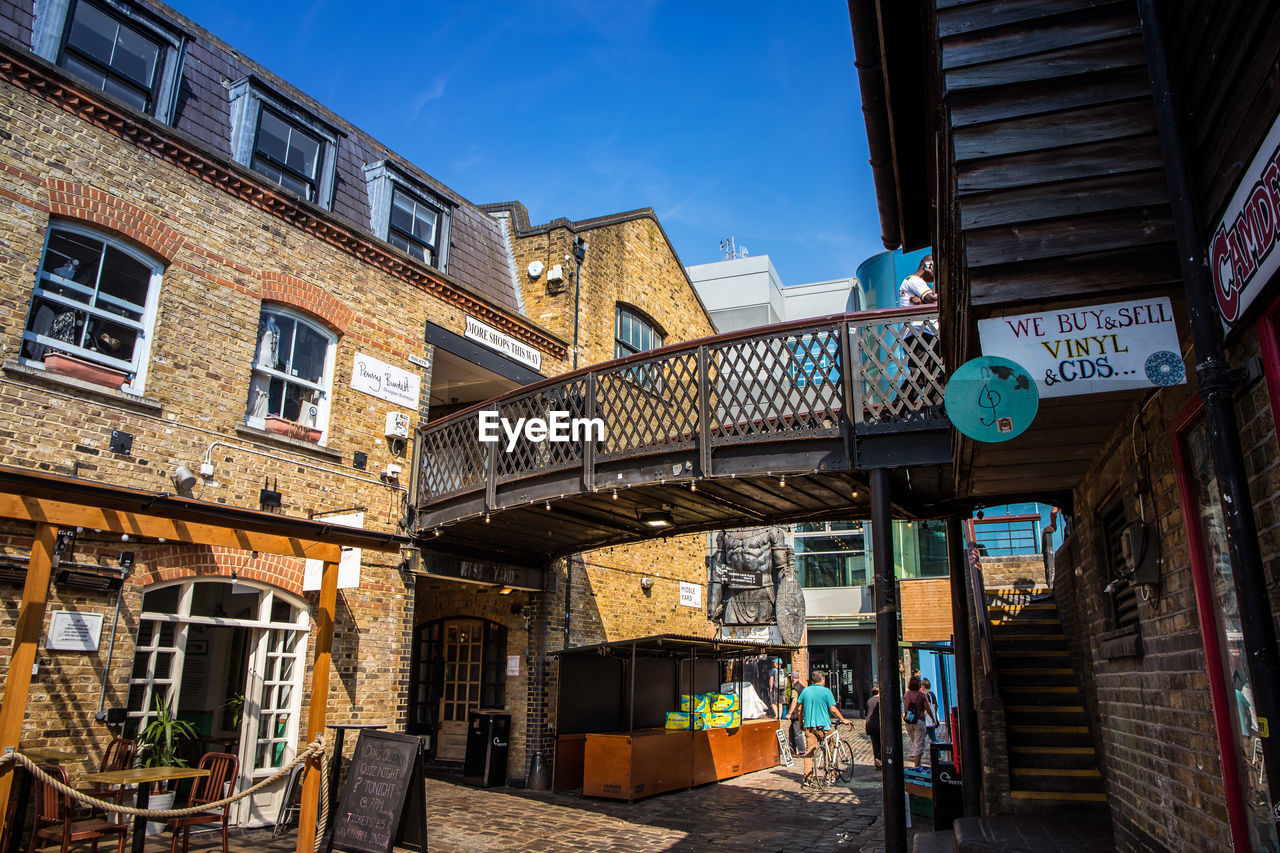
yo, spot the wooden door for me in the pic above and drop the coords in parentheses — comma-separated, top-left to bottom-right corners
(436, 620, 484, 761)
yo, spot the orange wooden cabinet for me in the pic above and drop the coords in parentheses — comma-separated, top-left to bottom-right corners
(581, 720, 779, 801)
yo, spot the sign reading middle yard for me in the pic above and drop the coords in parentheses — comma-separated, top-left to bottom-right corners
(977, 297, 1185, 398)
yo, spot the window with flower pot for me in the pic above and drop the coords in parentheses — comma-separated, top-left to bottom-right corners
(244, 307, 336, 443)
(20, 223, 163, 394)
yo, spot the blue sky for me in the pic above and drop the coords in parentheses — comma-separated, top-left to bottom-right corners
(167, 1, 883, 286)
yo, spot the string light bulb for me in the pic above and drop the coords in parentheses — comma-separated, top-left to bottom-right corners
(612, 490, 618, 500)
(434, 528, 441, 537)
(778, 476, 786, 488)
(545, 501, 552, 511)
(484, 513, 491, 523)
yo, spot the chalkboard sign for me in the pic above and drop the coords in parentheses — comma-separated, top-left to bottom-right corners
(330, 730, 427, 853)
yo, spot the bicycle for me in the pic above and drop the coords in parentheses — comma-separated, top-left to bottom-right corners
(802, 723, 856, 789)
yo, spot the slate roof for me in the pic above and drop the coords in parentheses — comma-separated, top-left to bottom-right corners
(1, 0, 522, 316)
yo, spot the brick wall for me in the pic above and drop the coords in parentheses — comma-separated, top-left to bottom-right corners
(0, 70, 566, 804)
(1053, 376, 1236, 851)
(981, 554, 1045, 590)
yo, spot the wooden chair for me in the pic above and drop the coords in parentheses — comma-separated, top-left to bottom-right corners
(79, 738, 135, 820)
(27, 765, 127, 853)
(164, 752, 238, 853)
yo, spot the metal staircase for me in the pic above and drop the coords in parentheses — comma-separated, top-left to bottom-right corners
(986, 588, 1107, 807)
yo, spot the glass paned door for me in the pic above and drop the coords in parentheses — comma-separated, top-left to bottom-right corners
(127, 619, 183, 733)
(238, 626, 305, 825)
(437, 620, 483, 761)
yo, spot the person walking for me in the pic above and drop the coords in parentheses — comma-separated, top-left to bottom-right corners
(788, 670, 850, 788)
(865, 684, 882, 770)
(902, 675, 936, 767)
(922, 677, 941, 744)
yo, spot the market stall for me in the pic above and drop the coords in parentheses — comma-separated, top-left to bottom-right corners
(551, 635, 797, 801)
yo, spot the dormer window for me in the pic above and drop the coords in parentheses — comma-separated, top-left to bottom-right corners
(364, 162, 452, 271)
(34, 0, 186, 123)
(229, 78, 339, 209)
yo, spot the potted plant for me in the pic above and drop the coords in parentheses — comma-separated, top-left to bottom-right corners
(135, 697, 197, 834)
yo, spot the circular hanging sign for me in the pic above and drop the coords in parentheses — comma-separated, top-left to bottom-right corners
(944, 356, 1039, 443)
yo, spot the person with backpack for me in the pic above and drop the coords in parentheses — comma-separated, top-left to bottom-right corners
(902, 674, 936, 767)
(865, 684, 882, 770)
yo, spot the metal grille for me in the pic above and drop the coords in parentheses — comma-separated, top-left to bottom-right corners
(849, 313, 945, 428)
(708, 324, 845, 441)
(495, 378, 590, 481)
(597, 351, 699, 460)
(419, 411, 487, 500)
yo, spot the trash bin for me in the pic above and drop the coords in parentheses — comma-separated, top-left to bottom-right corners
(931, 741, 964, 830)
(464, 710, 511, 787)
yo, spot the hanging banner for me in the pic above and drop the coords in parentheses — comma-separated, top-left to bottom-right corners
(977, 297, 1184, 399)
(1209, 108, 1280, 328)
(303, 512, 363, 590)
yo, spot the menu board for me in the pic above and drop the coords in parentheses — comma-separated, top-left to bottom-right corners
(330, 730, 426, 853)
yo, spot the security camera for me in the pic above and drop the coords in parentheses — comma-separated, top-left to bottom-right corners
(381, 463, 402, 482)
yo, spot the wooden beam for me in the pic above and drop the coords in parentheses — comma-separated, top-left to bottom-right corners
(296, 558, 339, 853)
(0, 495, 342, 562)
(0, 524, 56, 839)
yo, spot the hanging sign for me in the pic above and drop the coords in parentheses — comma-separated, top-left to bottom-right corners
(303, 512, 363, 591)
(464, 316, 543, 370)
(351, 352, 420, 410)
(45, 610, 103, 651)
(1209, 108, 1280, 328)
(943, 356, 1038, 443)
(977, 297, 1184, 398)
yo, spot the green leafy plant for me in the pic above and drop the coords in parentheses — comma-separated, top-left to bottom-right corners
(136, 696, 198, 768)
(220, 693, 244, 730)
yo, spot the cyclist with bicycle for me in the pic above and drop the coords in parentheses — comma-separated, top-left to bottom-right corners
(786, 670, 850, 789)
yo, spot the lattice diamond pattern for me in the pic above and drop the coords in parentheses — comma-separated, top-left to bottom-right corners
(598, 352, 699, 459)
(495, 379, 589, 480)
(852, 317, 944, 424)
(709, 326, 845, 438)
(418, 412, 486, 500)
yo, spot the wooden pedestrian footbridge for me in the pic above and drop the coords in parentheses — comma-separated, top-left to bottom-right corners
(411, 309, 953, 568)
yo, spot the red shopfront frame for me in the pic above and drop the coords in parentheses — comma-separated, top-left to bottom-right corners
(1171, 396, 1251, 852)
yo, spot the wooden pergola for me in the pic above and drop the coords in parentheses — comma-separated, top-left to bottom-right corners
(0, 465, 409, 853)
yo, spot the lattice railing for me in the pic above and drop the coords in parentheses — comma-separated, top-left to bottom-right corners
(415, 309, 944, 505)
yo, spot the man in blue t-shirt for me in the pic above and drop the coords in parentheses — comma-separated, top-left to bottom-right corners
(786, 670, 849, 786)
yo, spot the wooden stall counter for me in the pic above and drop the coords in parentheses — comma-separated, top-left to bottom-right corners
(582, 719, 780, 801)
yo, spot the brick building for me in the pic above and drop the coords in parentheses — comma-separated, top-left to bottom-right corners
(0, 0, 573, 827)
(854, 0, 1280, 849)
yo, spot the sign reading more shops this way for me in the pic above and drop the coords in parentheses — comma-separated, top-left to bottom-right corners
(977, 297, 1185, 399)
(464, 315, 543, 371)
(351, 352, 420, 410)
(46, 610, 104, 651)
(1210, 106, 1280, 328)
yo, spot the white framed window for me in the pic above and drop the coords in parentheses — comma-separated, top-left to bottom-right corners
(21, 223, 163, 394)
(364, 161, 452, 271)
(244, 306, 337, 444)
(33, 0, 186, 122)
(229, 77, 339, 209)
(615, 304, 664, 358)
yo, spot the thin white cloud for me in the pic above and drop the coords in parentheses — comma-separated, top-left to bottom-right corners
(411, 73, 450, 119)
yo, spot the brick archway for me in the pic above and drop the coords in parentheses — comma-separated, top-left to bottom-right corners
(137, 545, 305, 597)
(260, 272, 352, 334)
(43, 180, 184, 263)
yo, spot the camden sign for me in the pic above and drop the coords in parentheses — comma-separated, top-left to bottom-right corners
(1210, 108, 1280, 328)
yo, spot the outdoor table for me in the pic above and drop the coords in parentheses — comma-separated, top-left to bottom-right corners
(80, 766, 209, 853)
(3, 746, 80, 853)
(324, 724, 386, 820)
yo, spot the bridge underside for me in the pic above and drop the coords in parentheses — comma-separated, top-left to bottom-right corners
(416, 427, 954, 568)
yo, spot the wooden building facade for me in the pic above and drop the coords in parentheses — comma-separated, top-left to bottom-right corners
(852, 0, 1280, 849)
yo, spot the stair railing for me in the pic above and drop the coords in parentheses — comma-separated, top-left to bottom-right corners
(965, 518, 997, 689)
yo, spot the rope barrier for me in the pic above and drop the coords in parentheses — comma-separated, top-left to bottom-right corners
(0, 735, 329, 830)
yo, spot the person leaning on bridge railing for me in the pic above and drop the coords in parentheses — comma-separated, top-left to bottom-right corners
(897, 254, 939, 414)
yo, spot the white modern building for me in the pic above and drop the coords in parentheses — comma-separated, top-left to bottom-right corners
(686, 255, 864, 334)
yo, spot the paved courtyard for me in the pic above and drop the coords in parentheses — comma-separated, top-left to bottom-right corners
(141, 728, 932, 853)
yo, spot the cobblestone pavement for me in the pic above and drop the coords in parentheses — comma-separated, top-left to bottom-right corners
(144, 727, 929, 853)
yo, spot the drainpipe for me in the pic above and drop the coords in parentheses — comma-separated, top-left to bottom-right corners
(871, 468, 906, 853)
(947, 516, 981, 816)
(1138, 0, 1280, 828)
